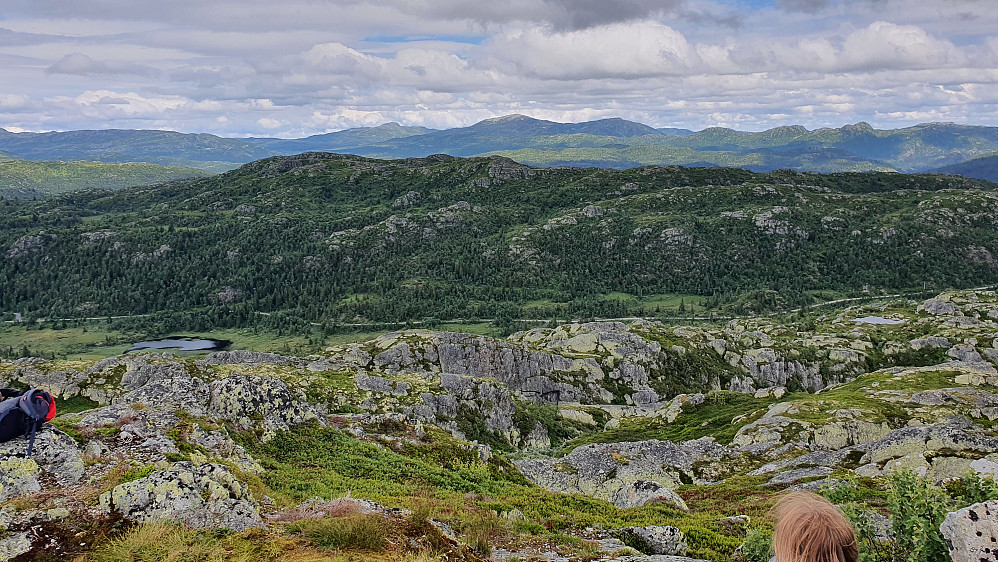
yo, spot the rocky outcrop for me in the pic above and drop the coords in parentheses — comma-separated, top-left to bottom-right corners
(198, 350, 294, 366)
(0, 429, 83, 499)
(207, 374, 319, 435)
(919, 298, 959, 315)
(99, 462, 263, 531)
(750, 420, 998, 483)
(516, 439, 729, 509)
(615, 526, 688, 556)
(363, 330, 611, 404)
(940, 500, 998, 562)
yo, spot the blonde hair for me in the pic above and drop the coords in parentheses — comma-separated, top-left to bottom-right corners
(772, 492, 858, 562)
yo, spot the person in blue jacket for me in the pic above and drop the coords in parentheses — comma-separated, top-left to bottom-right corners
(768, 491, 858, 562)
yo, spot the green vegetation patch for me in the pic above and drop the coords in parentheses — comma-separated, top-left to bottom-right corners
(566, 391, 778, 449)
(238, 422, 755, 560)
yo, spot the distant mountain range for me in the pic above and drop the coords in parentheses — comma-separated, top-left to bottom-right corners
(3, 116, 998, 179)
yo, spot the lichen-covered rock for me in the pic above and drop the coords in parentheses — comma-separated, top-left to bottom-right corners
(117, 360, 208, 414)
(615, 525, 688, 556)
(948, 344, 983, 363)
(367, 330, 610, 404)
(750, 420, 998, 481)
(207, 374, 319, 435)
(920, 298, 959, 315)
(515, 440, 720, 509)
(185, 424, 264, 474)
(0, 531, 31, 561)
(731, 415, 811, 449)
(910, 336, 951, 350)
(198, 350, 293, 366)
(0, 457, 40, 501)
(356, 374, 409, 396)
(940, 500, 998, 562)
(766, 467, 834, 486)
(616, 480, 688, 511)
(661, 393, 705, 423)
(811, 416, 892, 450)
(0, 428, 83, 488)
(522, 422, 551, 450)
(99, 462, 263, 531)
(734, 348, 827, 392)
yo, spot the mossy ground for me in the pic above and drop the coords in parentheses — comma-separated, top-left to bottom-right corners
(566, 391, 780, 450)
(227, 422, 779, 560)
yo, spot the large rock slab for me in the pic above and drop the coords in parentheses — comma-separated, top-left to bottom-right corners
(99, 462, 263, 531)
(615, 526, 688, 556)
(940, 500, 998, 562)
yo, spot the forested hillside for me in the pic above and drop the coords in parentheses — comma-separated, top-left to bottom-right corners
(0, 156, 208, 199)
(2, 153, 997, 330)
(932, 153, 998, 182)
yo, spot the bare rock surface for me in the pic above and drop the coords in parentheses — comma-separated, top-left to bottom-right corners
(99, 461, 264, 531)
(940, 500, 998, 562)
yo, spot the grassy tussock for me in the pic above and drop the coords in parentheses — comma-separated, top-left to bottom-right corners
(81, 524, 328, 562)
(288, 514, 390, 553)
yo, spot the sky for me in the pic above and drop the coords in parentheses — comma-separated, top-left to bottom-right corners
(1, 0, 997, 137)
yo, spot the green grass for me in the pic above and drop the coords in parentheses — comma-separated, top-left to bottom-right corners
(565, 391, 779, 449)
(784, 369, 962, 427)
(87, 523, 332, 562)
(289, 515, 389, 553)
(0, 322, 504, 362)
(0, 325, 133, 360)
(55, 395, 100, 415)
(237, 422, 754, 561)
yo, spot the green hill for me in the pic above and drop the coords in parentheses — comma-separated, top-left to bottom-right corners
(2, 153, 997, 330)
(0, 158, 209, 199)
(932, 152, 998, 182)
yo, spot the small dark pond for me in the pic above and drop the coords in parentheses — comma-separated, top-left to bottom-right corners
(128, 337, 232, 352)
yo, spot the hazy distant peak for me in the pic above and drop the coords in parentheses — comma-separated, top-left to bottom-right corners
(843, 122, 874, 132)
(480, 114, 539, 124)
(768, 125, 809, 134)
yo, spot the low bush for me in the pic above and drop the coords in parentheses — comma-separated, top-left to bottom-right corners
(740, 528, 772, 562)
(830, 470, 998, 562)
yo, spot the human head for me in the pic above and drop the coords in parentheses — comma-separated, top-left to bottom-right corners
(771, 491, 858, 562)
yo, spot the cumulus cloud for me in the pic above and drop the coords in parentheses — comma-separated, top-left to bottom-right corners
(0, 0, 997, 134)
(485, 21, 700, 80)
